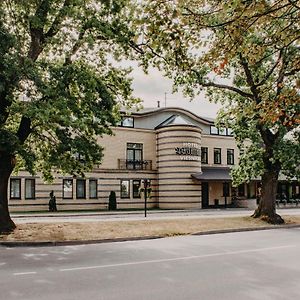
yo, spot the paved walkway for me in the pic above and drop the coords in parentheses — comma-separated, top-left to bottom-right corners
(11, 207, 300, 223)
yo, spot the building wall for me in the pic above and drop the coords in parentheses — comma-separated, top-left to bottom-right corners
(156, 125, 202, 209)
(7, 107, 247, 212)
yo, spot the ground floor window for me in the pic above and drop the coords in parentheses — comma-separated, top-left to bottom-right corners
(76, 179, 86, 199)
(25, 178, 35, 199)
(10, 178, 21, 199)
(63, 179, 73, 199)
(223, 182, 230, 197)
(89, 179, 97, 199)
(133, 180, 141, 198)
(121, 180, 130, 198)
(238, 184, 245, 197)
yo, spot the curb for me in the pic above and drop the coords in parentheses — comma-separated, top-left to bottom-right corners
(1, 224, 300, 248)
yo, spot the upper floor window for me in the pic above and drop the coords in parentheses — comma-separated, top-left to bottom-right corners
(210, 125, 233, 136)
(10, 178, 21, 199)
(25, 179, 35, 199)
(201, 147, 208, 164)
(227, 149, 234, 165)
(118, 116, 134, 128)
(214, 148, 222, 164)
(127, 143, 143, 170)
(210, 126, 219, 135)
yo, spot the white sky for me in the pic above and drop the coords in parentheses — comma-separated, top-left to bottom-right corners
(129, 64, 222, 119)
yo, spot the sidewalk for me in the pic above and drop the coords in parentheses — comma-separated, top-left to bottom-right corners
(2, 208, 300, 248)
(10, 208, 255, 223)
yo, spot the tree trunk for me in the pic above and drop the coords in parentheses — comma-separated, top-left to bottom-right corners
(252, 169, 284, 224)
(0, 153, 16, 233)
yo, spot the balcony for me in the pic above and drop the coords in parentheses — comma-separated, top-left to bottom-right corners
(118, 159, 152, 170)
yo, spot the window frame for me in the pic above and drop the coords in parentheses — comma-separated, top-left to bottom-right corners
(238, 184, 245, 197)
(10, 178, 21, 200)
(133, 180, 141, 198)
(120, 180, 130, 199)
(227, 149, 235, 165)
(126, 143, 143, 170)
(210, 125, 219, 135)
(25, 178, 35, 200)
(119, 116, 134, 128)
(63, 179, 73, 199)
(201, 147, 208, 164)
(76, 179, 86, 199)
(89, 179, 98, 199)
(214, 148, 222, 164)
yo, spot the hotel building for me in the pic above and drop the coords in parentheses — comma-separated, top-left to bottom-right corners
(8, 107, 300, 212)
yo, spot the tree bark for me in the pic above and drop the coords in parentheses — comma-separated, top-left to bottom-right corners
(0, 153, 16, 233)
(252, 169, 284, 224)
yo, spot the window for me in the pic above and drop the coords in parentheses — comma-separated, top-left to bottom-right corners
(118, 116, 134, 128)
(219, 128, 226, 136)
(201, 147, 208, 164)
(63, 179, 73, 199)
(127, 143, 143, 170)
(238, 184, 245, 197)
(133, 180, 141, 198)
(223, 182, 230, 197)
(10, 178, 21, 199)
(89, 179, 97, 199)
(214, 148, 222, 164)
(76, 179, 86, 199)
(210, 125, 233, 136)
(25, 179, 35, 199)
(227, 128, 233, 136)
(121, 180, 130, 198)
(227, 149, 234, 165)
(210, 126, 219, 135)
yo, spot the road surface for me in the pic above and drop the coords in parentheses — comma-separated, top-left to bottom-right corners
(1, 228, 300, 299)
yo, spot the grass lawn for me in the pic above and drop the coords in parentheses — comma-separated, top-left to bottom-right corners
(1, 215, 300, 242)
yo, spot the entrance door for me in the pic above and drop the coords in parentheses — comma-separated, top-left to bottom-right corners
(202, 182, 209, 208)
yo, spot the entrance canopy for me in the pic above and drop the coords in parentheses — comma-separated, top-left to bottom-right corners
(191, 167, 232, 181)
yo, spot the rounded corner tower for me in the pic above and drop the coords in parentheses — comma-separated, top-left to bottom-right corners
(155, 115, 202, 209)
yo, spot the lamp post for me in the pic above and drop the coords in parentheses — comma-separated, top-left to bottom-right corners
(143, 179, 149, 218)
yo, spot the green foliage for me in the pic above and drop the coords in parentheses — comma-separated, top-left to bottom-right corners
(0, 0, 140, 180)
(138, 0, 300, 184)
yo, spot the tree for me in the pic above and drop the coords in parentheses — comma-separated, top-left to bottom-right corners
(0, 0, 139, 233)
(137, 0, 300, 223)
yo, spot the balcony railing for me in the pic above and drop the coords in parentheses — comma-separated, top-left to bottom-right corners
(118, 159, 152, 170)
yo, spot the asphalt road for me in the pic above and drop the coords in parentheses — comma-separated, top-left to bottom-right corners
(1, 228, 300, 300)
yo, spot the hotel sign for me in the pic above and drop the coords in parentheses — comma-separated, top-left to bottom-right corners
(175, 142, 201, 161)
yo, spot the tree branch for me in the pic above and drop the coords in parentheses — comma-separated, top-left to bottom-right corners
(256, 50, 283, 87)
(45, 0, 72, 39)
(201, 81, 254, 99)
(239, 54, 260, 102)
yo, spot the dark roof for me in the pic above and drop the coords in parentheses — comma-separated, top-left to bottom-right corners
(191, 167, 232, 181)
(120, 107, 215, 125)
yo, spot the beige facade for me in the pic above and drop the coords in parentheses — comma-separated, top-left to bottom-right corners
(10, 107, 297, 212)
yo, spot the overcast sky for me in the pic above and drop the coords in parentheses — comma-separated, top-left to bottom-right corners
(128, 63, 222, 119)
